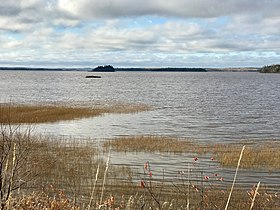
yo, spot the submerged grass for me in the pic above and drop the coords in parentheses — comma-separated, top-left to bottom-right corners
(104, 135, 280, 170)
(103, 135, 194, 153)
(210, 141, 280, 170)
(0, 102, 149, 123)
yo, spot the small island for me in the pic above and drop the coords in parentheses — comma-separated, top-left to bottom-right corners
(90, 65, 115, 72)
(259, 64, 280, 73)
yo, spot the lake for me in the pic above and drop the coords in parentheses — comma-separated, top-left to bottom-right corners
(1, 70, 279, 190)
(1, 70, 279, 142)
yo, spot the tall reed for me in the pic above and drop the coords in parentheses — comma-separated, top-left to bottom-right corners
(99, 152, 110, 205)
(249, 181, 260, 210)
(225, 145, 245, 210)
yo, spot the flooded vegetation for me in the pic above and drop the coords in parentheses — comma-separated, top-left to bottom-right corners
(0, 103, 149, 123)
(1, 116, 279, 209)
(104, 136, 280, 170)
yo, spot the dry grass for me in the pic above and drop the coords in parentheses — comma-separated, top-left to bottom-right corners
(1, 106, 279, 210)
(9, 187, 80, 210)
(2, 131, 279, 209)
(104, 135, 280, 170)
(6, 186, 280, 210)
(210, 141, 280, 170)
(103, 135, 194, 153)
(19, 136, 137, 207)
(0, 102, 150, 123)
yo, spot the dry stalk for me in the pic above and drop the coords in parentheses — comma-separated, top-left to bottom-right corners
(224, 145, 245, 210)
(249, 181, 260, 210)
(87, 164, 99, 210)
(8, 143, 17, 196)
(99, 152, 110, 204)
(187, 163, 190, 210)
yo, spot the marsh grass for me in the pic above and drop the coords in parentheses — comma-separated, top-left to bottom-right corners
(103, 135, 194, 153)
(2, 133, 279, 209)
(104, 135, 280, 170)
(210, 141, 280, 170)
(20, 136, 140, 207)
(0, 102, 150, 124)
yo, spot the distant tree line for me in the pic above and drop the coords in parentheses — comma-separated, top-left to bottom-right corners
(259, 64, 280, 73)
(116, 67, 207, 72)
(90, 65, 208, 72)
(91, 65, 115, 72)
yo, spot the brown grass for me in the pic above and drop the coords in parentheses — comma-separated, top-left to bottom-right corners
(0, 102, 150, 123)
(7, 185, 280, 210)
(5, 134, 135, 208)
(104, 135, 280, 170)
(103, 135, 194, 153)
(2, 130, 279, 209)
(210, 141, 280, 170)
(1, 104, 279, 210)
(9, 187, 80, 210)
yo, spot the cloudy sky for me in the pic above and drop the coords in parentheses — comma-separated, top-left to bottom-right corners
(0, 0, 279, 68)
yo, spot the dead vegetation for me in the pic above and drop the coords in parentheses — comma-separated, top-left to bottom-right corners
(0, 102, 150, 124)
(103, 135, 194, 153)
(0, 103, 279, 209)
(210, 141, 280, 170)
(104, 135, 280, 170)
(1, 129, 279, 209)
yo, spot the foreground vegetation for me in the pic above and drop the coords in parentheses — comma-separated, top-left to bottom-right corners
(1, 104, 279, 209)
(1, 128, 279, 209)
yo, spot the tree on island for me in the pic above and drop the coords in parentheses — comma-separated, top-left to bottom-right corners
(91, 65, 115, 72)
(259, 64, 280, 73)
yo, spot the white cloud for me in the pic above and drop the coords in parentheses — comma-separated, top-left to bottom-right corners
(0, 0, 279, 67)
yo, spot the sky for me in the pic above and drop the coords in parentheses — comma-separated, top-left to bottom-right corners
(0, 0, 279, 68)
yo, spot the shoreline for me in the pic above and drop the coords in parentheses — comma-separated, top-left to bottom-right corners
(0, 66, 260, 72)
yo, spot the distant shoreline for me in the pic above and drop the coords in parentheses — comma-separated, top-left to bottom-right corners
(0, 66, 260, 72)
(206, 67, 260, 72)
(0, 67, 83, 71)
(115, 67, 207, 72)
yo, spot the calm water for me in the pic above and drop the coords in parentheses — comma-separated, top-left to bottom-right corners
(1, 70, 279, 142)
(1, 70, 280, 190)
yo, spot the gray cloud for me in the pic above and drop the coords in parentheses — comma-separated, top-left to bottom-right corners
(58, 0, 280, 19)
(0, 0, 23, 16)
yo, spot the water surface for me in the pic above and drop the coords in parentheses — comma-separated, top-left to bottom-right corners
(1, 70, 279, 142)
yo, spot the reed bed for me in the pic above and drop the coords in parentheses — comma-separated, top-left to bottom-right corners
(103, 135, 194, 153)
(1, 130, 279, 209)
(0, 102, 150, 124)
(1, 133, 137, 208)
(104, 135, 280, 170)
(1, 111, 279, 210)
(209, 141, 280, 170)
